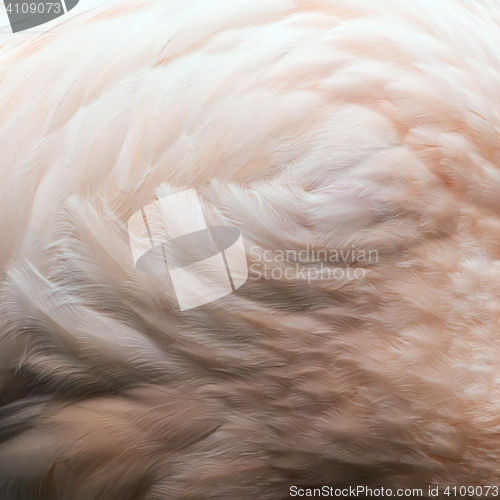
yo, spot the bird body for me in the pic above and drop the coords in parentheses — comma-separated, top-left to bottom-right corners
(1, 0, 500, 498)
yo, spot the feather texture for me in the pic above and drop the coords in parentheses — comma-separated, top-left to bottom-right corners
(1, 0, 500, 498)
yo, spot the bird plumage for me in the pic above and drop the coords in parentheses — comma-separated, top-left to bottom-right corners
(1, 0, 500, 498)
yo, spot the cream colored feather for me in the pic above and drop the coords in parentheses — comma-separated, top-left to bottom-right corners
(1, 0, 500, 498)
